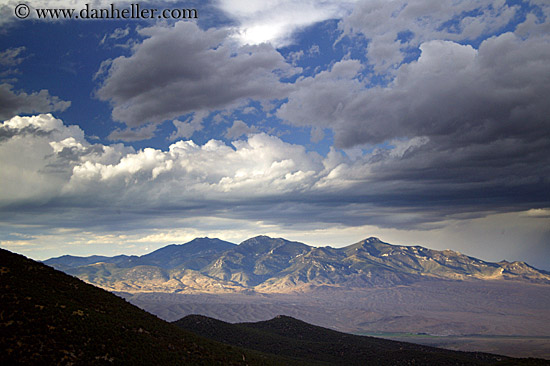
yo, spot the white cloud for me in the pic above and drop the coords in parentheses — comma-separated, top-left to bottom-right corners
(0, 115, 81, 205)
(217, 0, 358, 47)
(99, 26, 130, 46)
(0, 114, 136, 206)
(0, 114, 325, 209)
(62, 132, 324, 201)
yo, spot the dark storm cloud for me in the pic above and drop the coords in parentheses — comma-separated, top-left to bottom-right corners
(96, 21, 295, 127)
(276, 31, 550, 215)
(278, 35, 550, 148)
(0, 84, 71, 120)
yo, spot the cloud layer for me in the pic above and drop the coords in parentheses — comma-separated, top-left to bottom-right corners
(1, 113, 547, 235)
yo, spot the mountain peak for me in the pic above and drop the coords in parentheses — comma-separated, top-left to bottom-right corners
(188, 236, 215, 242)
(363, 237, 382, 243)
(351, 237, 385, 250)
(238, 235, 309, 250)
(247, 235, 277, 241)
(66, 238, 237, 271)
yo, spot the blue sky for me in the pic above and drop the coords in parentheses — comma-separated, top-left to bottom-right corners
(1, 0, 549, 269)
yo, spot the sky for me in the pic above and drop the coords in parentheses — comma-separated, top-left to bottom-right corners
(0, 0, 549, 270)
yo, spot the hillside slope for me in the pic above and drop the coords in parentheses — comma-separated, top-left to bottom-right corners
(174, 314, 547, 365)
(0, 248, 287, 365)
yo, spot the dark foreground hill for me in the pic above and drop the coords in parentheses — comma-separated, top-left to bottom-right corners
(174, 314, 549, 366)
(0, 248, 288, 365)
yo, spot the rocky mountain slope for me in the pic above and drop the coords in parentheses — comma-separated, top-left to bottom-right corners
(44, 236, 550, 293)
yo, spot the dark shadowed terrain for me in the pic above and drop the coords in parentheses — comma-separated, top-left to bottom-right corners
(0, 248, 285, 365)
(173, 314, 549, 365)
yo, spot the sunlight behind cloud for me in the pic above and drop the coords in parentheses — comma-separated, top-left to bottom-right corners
(218, 0, 358, 46)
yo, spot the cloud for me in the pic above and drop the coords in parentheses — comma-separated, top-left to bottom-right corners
(0, 114, 322, 214)
(216, 0, 358, 47)
(0, 83, 70, 120)
(332, 33, 549, 148)
(96, 21, 295, 127)
(322, 35, 546, 140)
(107, 124, 158, 142)
(0, 114, 91, 206)
(339, 0, 519, 73)
(2, 1, 549, 269)
(0, 47, 26, 67)
(99, 26, 130, 45)
(276, 31, 550, 209)
(224, 120, 258, 139)
(276, 58, 364, 133)
(1, 114, 547, 238)
(169, 111, 209, 141)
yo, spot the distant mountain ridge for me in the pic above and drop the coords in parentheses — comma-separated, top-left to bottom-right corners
(44, 236, 550, 293)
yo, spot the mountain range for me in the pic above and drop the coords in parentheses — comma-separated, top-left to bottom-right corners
(2, 246, 547, 365)
(44, 236, 550, 293)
